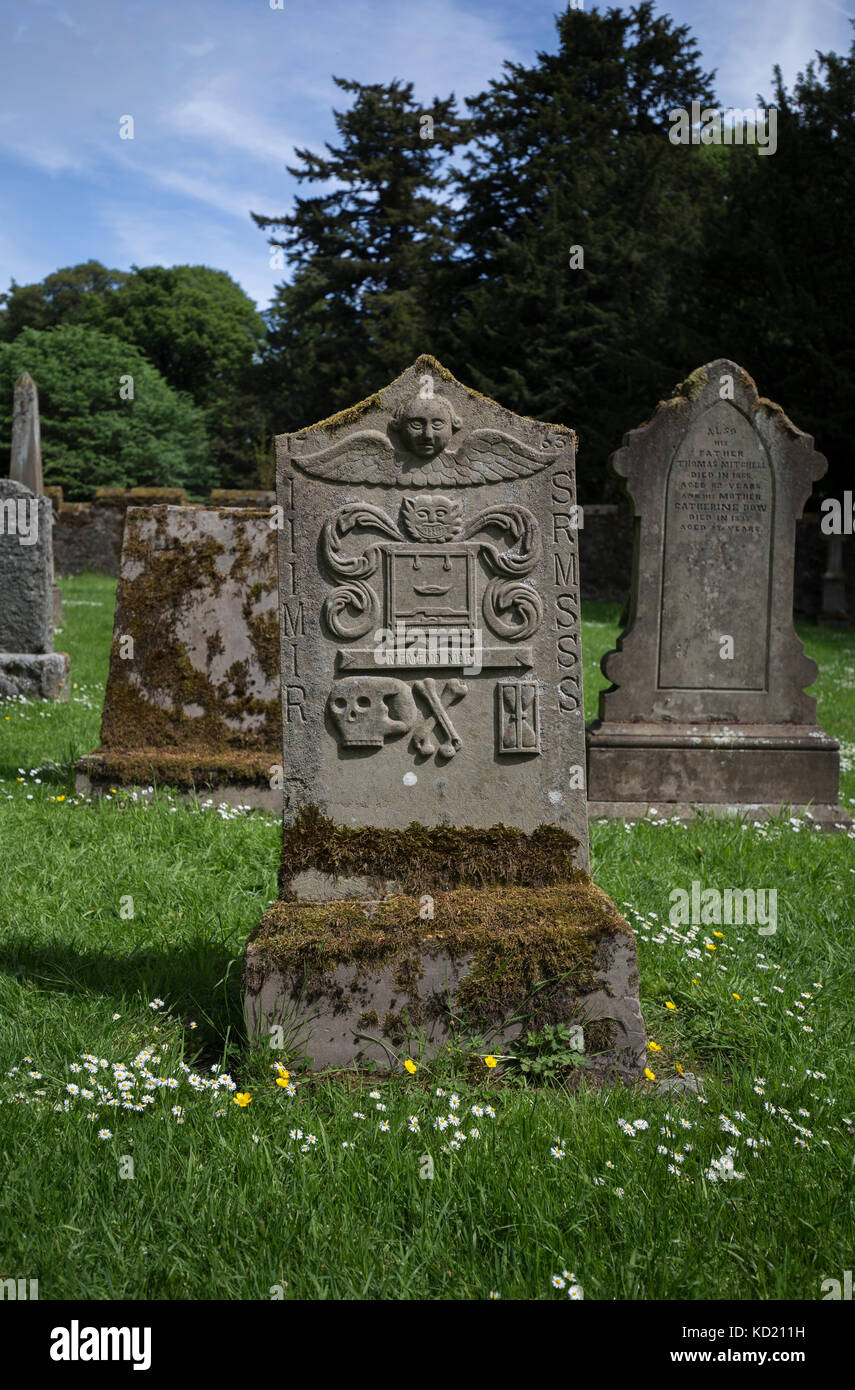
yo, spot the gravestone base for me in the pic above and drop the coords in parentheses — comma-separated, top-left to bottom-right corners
(0, 652, 70, 701)
(587, 722, 841, 811)
(75, 748, 280, 809)
(244, 879, 646, 1081)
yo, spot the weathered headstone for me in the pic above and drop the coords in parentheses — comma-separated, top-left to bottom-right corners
(0, 479, 69, 700)
(244, 356, 646, 1077)
(10, 371, 64, 627)
(587, 359, 842, 819)
(75, 505, 281, 806)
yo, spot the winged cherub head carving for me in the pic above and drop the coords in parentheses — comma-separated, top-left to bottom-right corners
(390, 394, 463, 462)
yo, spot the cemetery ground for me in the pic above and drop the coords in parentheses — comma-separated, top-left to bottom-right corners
(1, 576, 854, 1302)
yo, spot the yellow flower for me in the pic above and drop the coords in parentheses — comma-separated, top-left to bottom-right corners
(276, 1066, 290, 1081)
(275, 1076, 290, 1088)
(234, 1093, 252, 1107)
(675, 1062, 684, 1076)
(644, 1067, 656, 1081)
(691, 978, 699, 985)
(713, 931, 724, 938)
(56, 795, 66, 802)
(484, 1055, 498, 1069)
(648, 1041, 662, 1052)
(705, 943, 716, 951)
(732, 993, 740, 1001)
(665, 1001, 676, 1010)
(404, 1059, 417, 1074)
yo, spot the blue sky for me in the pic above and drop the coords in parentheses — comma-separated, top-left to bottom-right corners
(1, 0, 853, 311)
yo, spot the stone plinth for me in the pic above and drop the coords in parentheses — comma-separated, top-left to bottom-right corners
(76, 505, 280, 799)
(0, 652, 70, 701)
(587, 361, 844, 820)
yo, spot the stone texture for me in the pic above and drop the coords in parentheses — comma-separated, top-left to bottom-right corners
(0, 480, 54, 654)
(75, 505, 280, 797)
(587, 360, 842, 815)
(243, 355, 646, 1079)
(9, 372, 43, 494)
(0, 652, 69, 701)
(277, 354, 589, 858)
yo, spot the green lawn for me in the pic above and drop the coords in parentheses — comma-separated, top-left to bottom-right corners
(1, 574, 853, 1300)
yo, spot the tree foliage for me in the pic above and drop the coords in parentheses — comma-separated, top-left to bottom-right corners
(0, 326, 211, 499)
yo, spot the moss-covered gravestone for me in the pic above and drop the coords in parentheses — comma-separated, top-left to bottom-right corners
(244, 356, 646, 1078)
(587, 360, 843, 821)
(75, 505, 280, 805)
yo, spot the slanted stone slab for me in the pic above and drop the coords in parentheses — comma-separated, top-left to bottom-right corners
(587, 360, 843, 819)
(75, 505, 280, 805)
(0, 480, 69, 701)
(243, 355, 646, 1079)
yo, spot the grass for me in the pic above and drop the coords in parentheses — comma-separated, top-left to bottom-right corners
(0, 573, 853, 1300)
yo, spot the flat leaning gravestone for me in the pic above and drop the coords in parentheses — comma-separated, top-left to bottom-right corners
(244, 356, 646, 1078)
(75, 505, 280, 806)
(587, 359, 843, 822)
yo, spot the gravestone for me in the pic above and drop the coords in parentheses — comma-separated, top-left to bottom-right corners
(75, 505, 281, 806)
(0, 479, 70, 700)
(10, 372, 64, 627)
(587, 359, 843, 820)
(244, 355, 646, 1078)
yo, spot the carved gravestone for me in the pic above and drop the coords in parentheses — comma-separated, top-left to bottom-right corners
(244, 356, 646, 1078)
(75, 505, 280, 806)
(0, 479, 69, 700)
(587, 360, 842, 818)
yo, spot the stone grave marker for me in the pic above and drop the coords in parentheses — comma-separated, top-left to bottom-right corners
(244, 356, 646, 1077)
(0, 478, 69, 700)
(10, 371, 64, 627)
(75, 505, 280, 806)
(587, 359, 842, 820)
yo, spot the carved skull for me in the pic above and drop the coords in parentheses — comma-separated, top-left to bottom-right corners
(327, 677, 418, 748)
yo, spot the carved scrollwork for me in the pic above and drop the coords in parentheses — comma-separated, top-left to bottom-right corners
(482, 578, 543, 641)
(462, 504, 541, 576)
(322, 504, 404, 579)
(323, 580, 381, 640)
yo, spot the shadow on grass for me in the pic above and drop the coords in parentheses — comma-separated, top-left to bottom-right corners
(0, 934, 247, 1047)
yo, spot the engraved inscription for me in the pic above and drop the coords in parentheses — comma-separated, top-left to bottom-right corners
(551, 470, 581, 712)
(659, 401, 772, 691)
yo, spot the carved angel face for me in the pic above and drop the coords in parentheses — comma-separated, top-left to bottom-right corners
(393, 395, 461, 460)
(400, 494, 463, 542)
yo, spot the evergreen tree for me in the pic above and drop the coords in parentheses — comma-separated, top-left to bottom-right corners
(705, 26, 855, 495)
(446, 2, 719, 498)
(253, 76, 464, 427)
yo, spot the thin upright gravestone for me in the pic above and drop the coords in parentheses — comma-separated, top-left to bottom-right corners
(0, 478, 70, 700)
(10, 371, 64, 628)
(244, 356, 646, 1077)
(75, 505, 281, 805)
(587, 359, 843, 821)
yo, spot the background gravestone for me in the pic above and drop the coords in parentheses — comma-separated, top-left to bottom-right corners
(244, 355, 646, 1078)
(75, 505, 280, 806)
(10, 371, 64, 628)
(587, 359, 843, 821)
(0, 478, 69, 700)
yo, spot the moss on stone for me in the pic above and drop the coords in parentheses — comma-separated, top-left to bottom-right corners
(247, 879, 625, 1040)
(96, 507, 279, 762)
(80, 748, 276, 787)
(278, 806, 582, 898)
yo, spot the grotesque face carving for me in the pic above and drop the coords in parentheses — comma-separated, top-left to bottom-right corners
(399, 494, 463, 542)
(391, 394, 462, 460)
(327, 677, 417, 748)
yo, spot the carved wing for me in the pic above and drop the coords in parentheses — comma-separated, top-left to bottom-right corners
(450, 429, 563, 483)
(290, 431, 398, 485)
